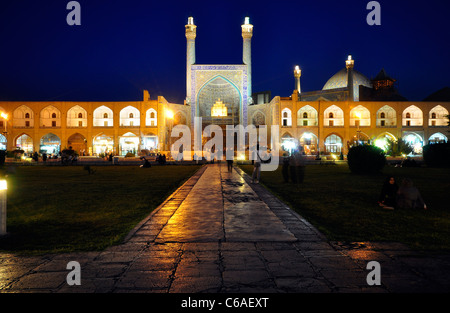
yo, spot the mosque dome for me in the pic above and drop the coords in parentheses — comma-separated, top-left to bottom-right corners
(322, 68, 372, 101)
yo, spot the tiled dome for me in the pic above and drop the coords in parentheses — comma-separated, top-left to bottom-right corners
(322, 68, 372, 101)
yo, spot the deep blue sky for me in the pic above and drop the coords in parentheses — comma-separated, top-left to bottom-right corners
(0, 0, 449, 103)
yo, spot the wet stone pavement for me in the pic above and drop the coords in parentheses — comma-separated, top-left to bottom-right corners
(1, 163, 450, 293)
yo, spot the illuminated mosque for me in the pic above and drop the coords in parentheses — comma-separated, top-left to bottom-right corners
(0, 17, 449, 158)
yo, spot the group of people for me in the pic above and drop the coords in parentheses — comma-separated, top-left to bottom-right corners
(140, 153, 167, 168)
(30, 151, 60, 162)
(378, 176, 427, 210)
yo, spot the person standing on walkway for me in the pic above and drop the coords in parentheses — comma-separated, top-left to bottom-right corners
(252, 144, 262, 183)
(282, 153, 290, 182)
(227, 158, 233, 172)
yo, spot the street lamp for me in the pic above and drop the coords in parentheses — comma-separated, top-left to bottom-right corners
(0, 179, 7, 236)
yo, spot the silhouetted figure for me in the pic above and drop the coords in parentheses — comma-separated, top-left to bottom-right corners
(396, 178, 427, 210)
(227, 159, 233, 172)
(252, 145, 261, 184)
(282, 154, 290, 183)
(140, 157, 151, 168)
(378, 176, 398, 209)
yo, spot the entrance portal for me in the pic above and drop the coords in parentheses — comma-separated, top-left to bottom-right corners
(119, 132, 139, 156)
(40, 133, 61, 155)
(68, 133, 87, 155)
(16, 134, 33, 153)
(93, 134, 114, 156)
(197, 76, 241, 125)
(142, 134, 158, 151)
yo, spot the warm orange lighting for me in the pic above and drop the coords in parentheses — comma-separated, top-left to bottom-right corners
(211, 99, 227, 117)
(0, 112, 8, 120)
(0, 180, 6, 191)
(345, 55, 354, 69)
(166, 109, 174, 119)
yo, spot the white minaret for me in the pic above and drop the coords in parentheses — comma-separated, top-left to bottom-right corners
(185, 17, 196, 104)
(241, 17, 253, 104)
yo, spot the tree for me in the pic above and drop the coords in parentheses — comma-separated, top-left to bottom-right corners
(385, 138, 414, 156)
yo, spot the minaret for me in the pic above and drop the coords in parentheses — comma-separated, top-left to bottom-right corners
(241, 17, 253, 104)
(346, 55, 355, 101)
(294, 65, 301, 93)
(185, 17, 197, 105)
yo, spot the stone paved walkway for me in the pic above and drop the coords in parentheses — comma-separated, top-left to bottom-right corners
(1, 163, 450, 293)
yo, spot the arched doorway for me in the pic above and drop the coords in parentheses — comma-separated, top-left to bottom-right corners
(68, 133, 87, 155)
(281, 108, 292, 127)
(429, 105, 449, 126)
(324, 134, 343, 154)
(142, 133, 158, 151)
(324, 105, 344, 127)
(252, 111, 266, 127)
(15, 134, 33, 154)
(349, 131, 370, 147)
(376, 105, 397, 127)
(67, 105, 88, 127)
(403, 132, 423, 154)
(197, 76, 241, 125)
(40, 105, 61, 128)
(281, 133, 297, 155)
(374, 132, 397, 152)
(299, 132, 318, 155)
(428, 132, 448, 144)
(120, 106, 140, 126)
(93, 133, 114, 156)
(13, 105, 34, 127)
(93, 106, 114, 127)
(402, 105, 423, 126)
(297, 105, 318, 126)
(119, 132, 139, 156)
(350, 105, 371, 127)
(40, 133, 61, 155)
(0, 134, 6, 150)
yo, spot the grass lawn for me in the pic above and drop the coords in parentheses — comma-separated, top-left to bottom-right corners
(0, 164, 201, 254)
(240, 164, 450, 251)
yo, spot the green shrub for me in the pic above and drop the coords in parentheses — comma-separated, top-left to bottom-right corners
(423, 143, 450, 167)
(347, 145, 386, 174)
(386, 138, 414, 156)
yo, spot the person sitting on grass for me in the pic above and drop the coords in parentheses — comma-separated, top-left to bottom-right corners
(396, 178, 427, 210)
(378, 176, 398, 210)
(140, 157, 151, 168)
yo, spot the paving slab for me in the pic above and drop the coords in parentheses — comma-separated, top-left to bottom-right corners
(0, 163, 450, 294)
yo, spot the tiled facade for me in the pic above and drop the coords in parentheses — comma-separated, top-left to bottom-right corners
(1, 17, 448, 158)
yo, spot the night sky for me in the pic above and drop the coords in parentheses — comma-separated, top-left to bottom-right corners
(0, 0, 449, 103)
